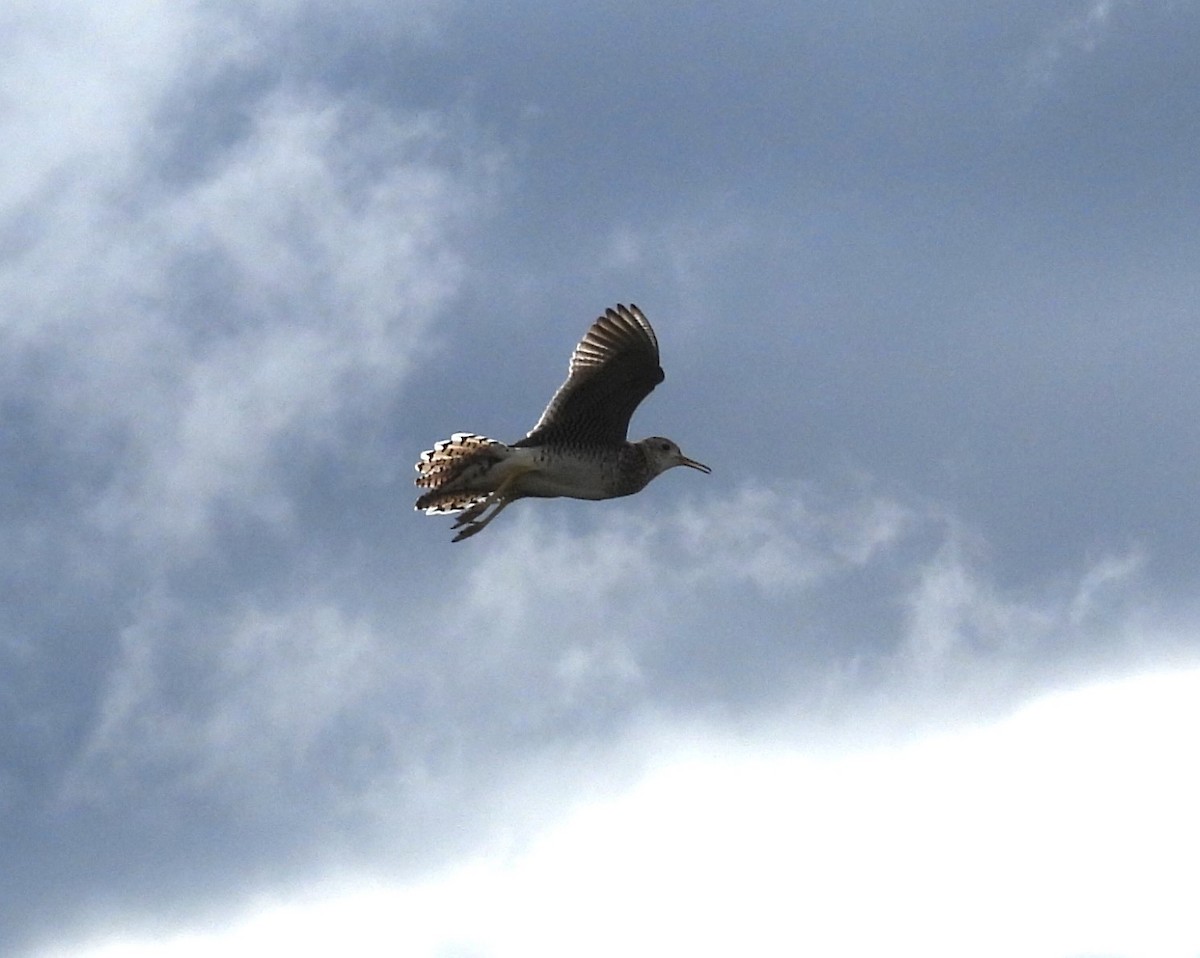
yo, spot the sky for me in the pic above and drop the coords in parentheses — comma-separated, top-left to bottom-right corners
(3, 1, 1200, 955)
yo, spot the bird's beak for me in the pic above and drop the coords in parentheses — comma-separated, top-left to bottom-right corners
(678, 454, 712, 474)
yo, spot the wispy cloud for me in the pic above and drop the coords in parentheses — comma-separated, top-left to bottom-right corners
(902, 524, 1145, 672)
(1021, 0, 1122, 91)
(430, 480, 1155, 734)
(61, 597, 396, 807)
(2, 3, 494, 557)
(2, 6, 491, 938)
(85, 92, 481, 550)
(59, 475, 1150, 819)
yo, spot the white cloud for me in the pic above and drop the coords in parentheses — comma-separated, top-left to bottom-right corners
(59, 464, 1160, 826)
(463, 480, 908, 619)
(1021, 0, 1123, 91)
(60, 596, 398, 807)
(0, 2, 189, 217)
(1, 0, 493, 554)
(672, 484, 911, 589)
(46, 665, 1200, 958)
(899, 524, 1146, 692)
(454, 482, 1141, 681)
(86, 91, 480, 548)
(3, 0, 492, 814)
(439, 483, 910, 715)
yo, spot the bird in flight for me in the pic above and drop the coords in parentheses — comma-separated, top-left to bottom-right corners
(415, 303, 711, 541)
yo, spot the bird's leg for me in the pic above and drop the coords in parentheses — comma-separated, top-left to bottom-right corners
(452, 496, 514, 541)
(452, 497, 493, 529)
(452, 488, 509, 530)
(450, 464, 534, 541)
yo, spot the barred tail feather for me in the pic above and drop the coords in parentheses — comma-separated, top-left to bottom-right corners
(415, 489, 490, 516)
(413, 433, 505, 514)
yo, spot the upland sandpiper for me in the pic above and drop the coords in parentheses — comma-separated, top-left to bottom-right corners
(415, 304, 711, 541)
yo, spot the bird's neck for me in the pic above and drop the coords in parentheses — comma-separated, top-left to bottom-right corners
(615, 442, 655, 496)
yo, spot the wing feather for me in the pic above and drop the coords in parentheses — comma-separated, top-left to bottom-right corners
(516, 304, 664, 449)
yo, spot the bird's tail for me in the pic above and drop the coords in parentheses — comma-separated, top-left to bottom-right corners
(414, 433, 504, 514)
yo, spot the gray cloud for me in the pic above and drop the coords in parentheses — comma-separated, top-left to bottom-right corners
(5, 0, 1200, 955)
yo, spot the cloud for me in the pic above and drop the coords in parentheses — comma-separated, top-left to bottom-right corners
(444, 483, 911, 711)
(61, 480, 911, 811)
(88, 91, 480, 550)
(0, 3, 187, 215)
(60, 597, 396, 807)
(1021, 0, 1122, 90)
(598, 208, 756, 317)
(3, 0, 494, 558)
(12, 413, 1175, 956)
(7, 4, 1199, 956)
(1, 3, 494, 947)
(467, 481, 909, 609)
(901, 525, 1146, 672)
(392, 478, 1161, 755)
(59, 473, 1148, 824)
(44, 664, 1200, 958)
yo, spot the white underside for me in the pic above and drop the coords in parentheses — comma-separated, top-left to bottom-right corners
(490, 446, 615, 500)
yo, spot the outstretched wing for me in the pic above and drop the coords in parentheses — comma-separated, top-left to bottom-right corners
(516, 304, 665, 449)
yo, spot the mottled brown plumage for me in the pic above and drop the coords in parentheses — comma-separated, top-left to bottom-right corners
(415, 304, 710, 541)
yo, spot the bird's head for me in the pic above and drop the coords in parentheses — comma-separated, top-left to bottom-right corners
(638, 437, 712, 477)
